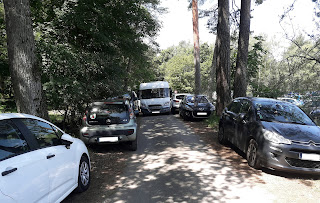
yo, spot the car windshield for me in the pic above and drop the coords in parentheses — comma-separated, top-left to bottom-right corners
(87, 103, 129, 125)
(253, 101, 315, 125)
(186, 96, 209, 103)
(140, 88, 170, 99)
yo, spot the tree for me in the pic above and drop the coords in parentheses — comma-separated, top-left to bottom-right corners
(233, 0, 251, 98)
(215, 0, 231, 115)
(192, 0, 201, 95)
(3, 0, 48, 119)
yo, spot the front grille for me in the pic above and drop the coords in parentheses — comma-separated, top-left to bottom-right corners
(285, 157, 320, 169)
(148, 105, 161, 110)
(291, 140, 320, 147)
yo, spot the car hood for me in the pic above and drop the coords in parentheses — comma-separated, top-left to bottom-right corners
(262, 121, 320, 142)
(187, 102, 211, 108)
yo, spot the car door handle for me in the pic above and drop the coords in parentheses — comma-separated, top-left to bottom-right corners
(2, 167, 17, 176)
(47, 154, 55, 159)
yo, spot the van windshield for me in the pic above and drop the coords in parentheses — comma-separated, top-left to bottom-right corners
(140, 88, 170, 99)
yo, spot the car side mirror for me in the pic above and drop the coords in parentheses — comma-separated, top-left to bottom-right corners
(238, 113, 247, 123)
(61, 134, 74, 149)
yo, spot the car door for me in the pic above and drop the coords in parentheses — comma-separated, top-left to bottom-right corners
(0, 119, 50, 203)
(234, 100, 252, 151)
(223, 99, 241, 143)
(20, 119, 76, 203)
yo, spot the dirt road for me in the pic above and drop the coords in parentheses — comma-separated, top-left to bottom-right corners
(63, 114, 320, 203)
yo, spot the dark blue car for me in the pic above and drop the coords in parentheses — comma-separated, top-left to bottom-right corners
(219, 97, 320, 174)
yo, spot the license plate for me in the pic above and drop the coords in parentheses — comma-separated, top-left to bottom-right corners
(152, 111, 160, 114)
(197, 112, 207, 116)
(300, 153, 320, 161)
(99, 137, 118, 142)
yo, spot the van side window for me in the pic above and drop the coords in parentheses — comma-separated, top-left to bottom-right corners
(0, 120, 30, 161)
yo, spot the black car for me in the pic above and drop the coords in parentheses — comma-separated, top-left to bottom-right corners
(218, 97, 320, 174)
(179, 95, 215, 120)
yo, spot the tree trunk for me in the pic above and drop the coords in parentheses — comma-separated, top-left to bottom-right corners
(215, 0, 231, 116)
(192, 0, 201, 95)
(3, 0, 48, 119)
(233, 0, 251, 98)
(208, 41, 218, 102)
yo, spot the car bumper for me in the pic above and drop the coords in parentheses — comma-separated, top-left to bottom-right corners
(191, 110, 212, 118)
(259, 142, 320, 174)
(141, 106, 171, 114)
(79, 123, 137, 145)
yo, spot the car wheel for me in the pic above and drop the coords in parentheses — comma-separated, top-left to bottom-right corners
(246, 139, 260, 169)
(218, 125, 226, 144)
(75, 155, 90, 193)
(129, 138, 137, 151)
(184, 111, 191, 121)
(171, 107, 175, 114)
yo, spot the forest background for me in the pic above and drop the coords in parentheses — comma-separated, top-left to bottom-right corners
(0, 0, 319, 128)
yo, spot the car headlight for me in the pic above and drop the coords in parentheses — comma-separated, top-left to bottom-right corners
(164, 101, 170, 106)
(141, 103, 146, 108)
(185, 105, 193, 111)
(263, 129, 291, 144)
(210, 106, 215, 111)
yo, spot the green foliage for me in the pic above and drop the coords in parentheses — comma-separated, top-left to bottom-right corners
(0, 2, 15, 111)
(156, 41, 213, 95)
(206, 114, 220, 128)
(29, 0, 162, 126)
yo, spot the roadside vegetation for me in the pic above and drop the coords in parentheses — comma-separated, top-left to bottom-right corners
(0, 1, 319, 130)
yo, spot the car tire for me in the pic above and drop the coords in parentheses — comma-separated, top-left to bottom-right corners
(246, 139, 260, 169)
(171, 107, 175, 114)
(75, 155, 90, 193)
(218, 125, 227, 145)
(129, 138, 137, 151)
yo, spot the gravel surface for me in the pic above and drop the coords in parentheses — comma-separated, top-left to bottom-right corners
(63, 114, 320, 203)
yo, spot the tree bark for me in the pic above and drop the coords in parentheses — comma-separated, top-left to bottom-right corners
(3, 0, 49, 119)
(215, 0, 231, 116)
(192, 0, 201, 95)
(208, 41, 218, 101)
(233, 0, 251, 98)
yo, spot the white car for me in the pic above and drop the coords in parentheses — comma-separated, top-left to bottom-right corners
(0, 113, 90, 203)
(171, 93, 189, 113)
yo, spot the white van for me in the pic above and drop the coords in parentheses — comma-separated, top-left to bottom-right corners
(139, 81, 171, 115)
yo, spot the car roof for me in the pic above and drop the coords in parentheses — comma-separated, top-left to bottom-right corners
(89, 100, 128, 106)
(0, 113, 46, 121)
(235, 97, 294, 104)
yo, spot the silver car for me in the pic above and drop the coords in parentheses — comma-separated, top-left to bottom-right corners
(80, 100, 137, 151)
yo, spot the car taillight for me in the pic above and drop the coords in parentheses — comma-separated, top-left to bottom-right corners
(127, 129, 134, 135)
(129, 108, 134, 119)
(82, 133, 89, 137)
(83, 115, 87, 122)
(174, 100, 179, 103)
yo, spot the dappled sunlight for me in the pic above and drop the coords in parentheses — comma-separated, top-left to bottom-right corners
(105, 114, 276, 203)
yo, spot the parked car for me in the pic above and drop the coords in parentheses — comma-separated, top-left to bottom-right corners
(277, 97, 303, 106)
(0, 113, 90, 203)
(171, 93, 188, 113)
(218, 97, 320, 174)
(80, 99, 137, 151)
(310, 107, 320, 119)
(179, 95, 215, 120)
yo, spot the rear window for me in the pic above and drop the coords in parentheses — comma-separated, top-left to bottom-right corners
(176, 95, 186, 100)
(87, 103, 129, 125)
